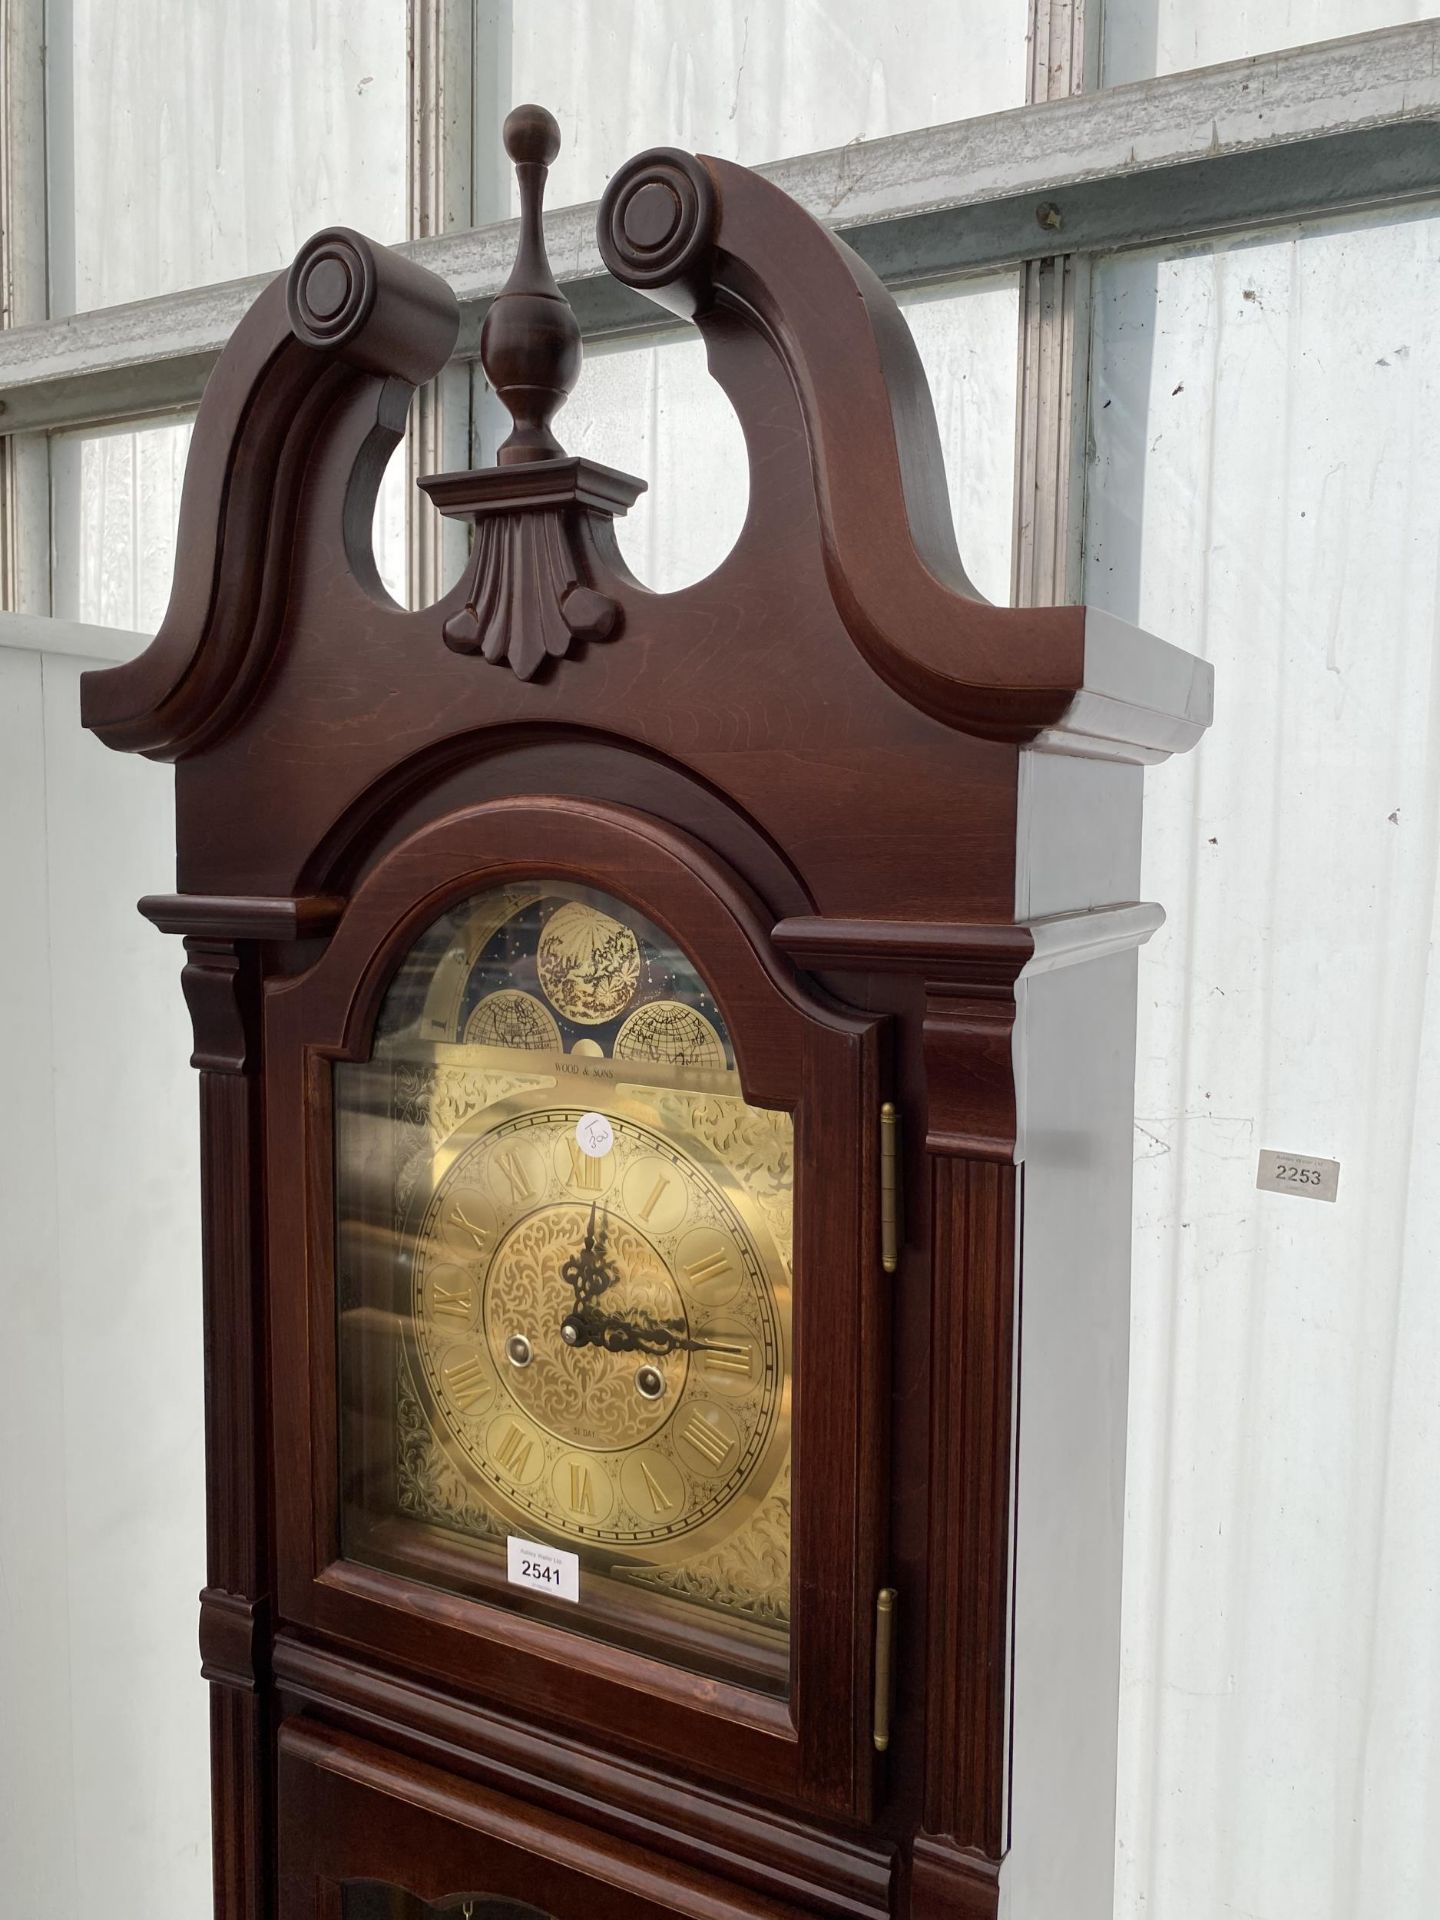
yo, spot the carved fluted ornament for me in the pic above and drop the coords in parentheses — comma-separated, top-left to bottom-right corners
(440, 509, 620, 678)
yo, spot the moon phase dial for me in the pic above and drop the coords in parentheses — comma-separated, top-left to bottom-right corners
(536, 902, 641, 1025)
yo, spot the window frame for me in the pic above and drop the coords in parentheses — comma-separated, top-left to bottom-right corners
(2, 7, 1437, 621)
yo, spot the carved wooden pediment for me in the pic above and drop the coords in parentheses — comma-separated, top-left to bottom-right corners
(81, 108, 1209, 783)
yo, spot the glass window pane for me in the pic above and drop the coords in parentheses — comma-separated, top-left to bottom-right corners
(1102, 0, 1429, 86)
(47, 0, 408, 313)
(1087, 206, 1440, 1920)
(561, 272, 1018, 600)
(50, 416, 408, 632)
(561, 327, 751, 595)
(899, 276, 1019, 608)
(50, 418, 194, 631)
(483, 1, 1029, 216)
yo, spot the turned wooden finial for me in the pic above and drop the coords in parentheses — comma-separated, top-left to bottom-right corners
(481, 104, 581, 465)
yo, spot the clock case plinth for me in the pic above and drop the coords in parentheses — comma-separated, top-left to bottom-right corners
(85, 105, 1210, 1920)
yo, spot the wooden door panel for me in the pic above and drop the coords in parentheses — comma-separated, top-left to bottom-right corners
(278, 1720, 818, 1920)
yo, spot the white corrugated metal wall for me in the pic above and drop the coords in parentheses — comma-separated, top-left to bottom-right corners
(0, 631, 207, 1912)
(2, 7, 1438, 1916)
(1093, 210, 1440, 1920)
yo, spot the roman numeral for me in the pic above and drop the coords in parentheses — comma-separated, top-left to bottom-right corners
(568, 1462, 595, 1515)
(702, 1342, 751, 1378)
(681, 1410, 733, 1470)
(636, 1460, 673, 1513)
(448, 1205, 492, 1254)
(564, 1138, 605, 1189)
(431, 1282, 474, 1320)
(496, 1150, 533, 1203)
(442, 1354, 490, 1412)
(636, 1174, 670, 1222)
(684, 1247, 732, 1298)
(493, 1422, 535, 1478)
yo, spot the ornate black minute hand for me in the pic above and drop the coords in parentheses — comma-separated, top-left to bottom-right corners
(562, 1305, 741, 1359)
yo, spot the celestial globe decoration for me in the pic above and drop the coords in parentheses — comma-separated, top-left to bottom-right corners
(464, 989, 563, 1051)
(614, 1000, 727, 1070)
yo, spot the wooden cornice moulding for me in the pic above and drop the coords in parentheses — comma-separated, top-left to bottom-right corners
(774, 917, 1032, 991)
(774, 900, 1164, 989)
(139, 892, 347, 941)
(272, 1637, 893, 1920)
(599, 149, 1212, 758)
(154, 898, 345, 1069)
(79, 230, 458, 760)
(775, 905, 1165, 1160)
(1021, 898, 1165, 972)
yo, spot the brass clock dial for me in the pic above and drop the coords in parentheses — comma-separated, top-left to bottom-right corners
(409, 1098, 788, 1559)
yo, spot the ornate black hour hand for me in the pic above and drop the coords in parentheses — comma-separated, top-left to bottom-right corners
(559, 1201, 620, 1309)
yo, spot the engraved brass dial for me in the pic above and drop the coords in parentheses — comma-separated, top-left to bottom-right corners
(408, 1095, 789, 1557)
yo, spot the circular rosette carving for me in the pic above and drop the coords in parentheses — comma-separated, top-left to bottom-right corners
(286, 228, 379, 351)
(597, 149, 717, 309)
(484, 1204, 688, 1449)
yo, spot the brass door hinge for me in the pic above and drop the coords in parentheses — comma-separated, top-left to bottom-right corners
(880, 1102, 902, 1272)
(873, 1585, 898, 1751)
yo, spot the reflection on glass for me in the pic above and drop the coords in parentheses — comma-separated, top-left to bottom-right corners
(336, 883, 793, 1693)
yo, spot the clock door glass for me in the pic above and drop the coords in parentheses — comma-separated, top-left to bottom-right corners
(335, 882, 793, 1692)
(342, 1893, 553, 1920)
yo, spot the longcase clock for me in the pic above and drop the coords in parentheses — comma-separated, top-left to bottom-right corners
(84, 104, 1211, 1920)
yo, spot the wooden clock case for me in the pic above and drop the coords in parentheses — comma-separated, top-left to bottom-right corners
(83, 107, 1210, 1920)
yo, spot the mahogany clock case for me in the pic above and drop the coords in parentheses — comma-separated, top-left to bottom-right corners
(82, 106, 1210, 1920)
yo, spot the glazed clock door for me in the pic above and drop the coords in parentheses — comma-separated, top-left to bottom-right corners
(335, 878, 794, 1691)
(267, 799, 884, 1817)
